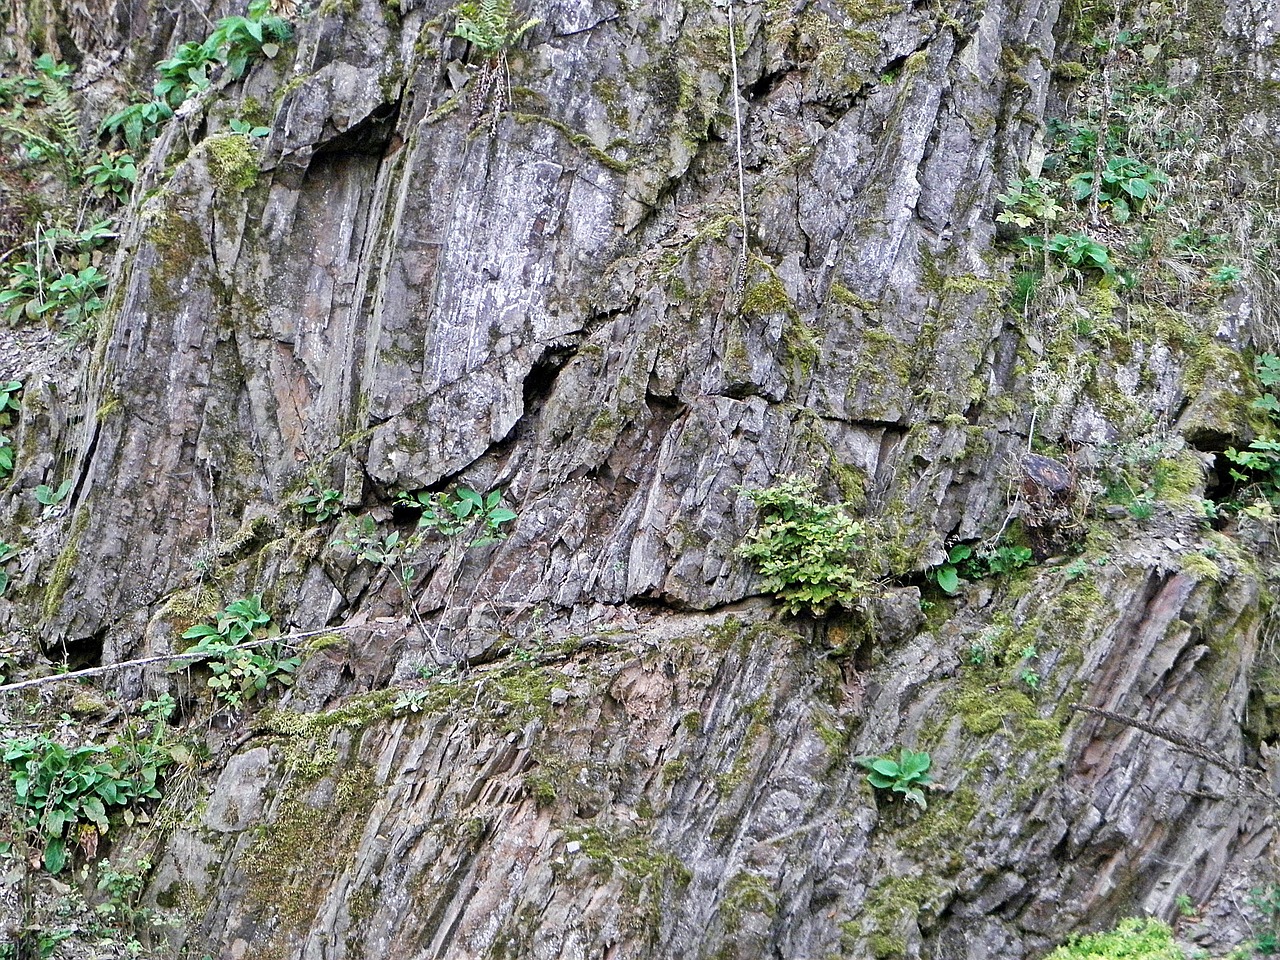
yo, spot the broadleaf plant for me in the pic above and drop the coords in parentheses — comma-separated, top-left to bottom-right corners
(178, 595, 298, 709)
(856, 748, 933, 809)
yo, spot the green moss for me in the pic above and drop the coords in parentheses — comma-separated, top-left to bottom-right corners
(814, 719, 848, 754)
(255, 695, 399, 775)
(715, 694, 771, 794)
(833, 0, 903, 20)
(510, 112, 633, 172)
(587, 409, 621, 443)
(213, 513, 280, 564)
(1151, 450, 1206, 502)
(1052, 576, 1107, 632)
(795, 9, 877, 91)
(828, 281, 878, 313)
(741, 273, 793, 316)
(1179, 551, 1223, 582)
(304, 632, 346, 653)
(568, 825, 691, 933)
(863, 874, 946, 959)
(954, 686, 1041, 736)
(203, 134, 260, 191)
(43, 507, 89, 620)
(159, 586, 216, 635)
(1051, 60, 1089, 80)
(720, 871, 776, 932)
(241, 760, 379, 935)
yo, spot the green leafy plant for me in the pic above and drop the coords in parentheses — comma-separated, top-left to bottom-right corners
(995, 176, 1065, 229)
(1069, 156, 1168, 222)
(0, 54, 85, 183)
(44, 265, 107, 326)
(1126, 497, 1155, 520)
(34, 479, 71, 506)
(396, 486, 518, 545)
(102, 0, 288, 154)
(153, 41, 216, 108)
(333, 517, 412, 582)
(207, 0, 292, 79)
(1227, 354, 1280, 497)
(1211, 264, 1242, 286)
(855, 748, 933, 809)
(179, 595, 298, 709)
(0, 379, 21, 427)
(1045, 917, 1184, 959)
(929, 541, 1034, 595)
(1174, 893, 1195, 919)
(229, 117, 271, 138)
(294, 485, 342, 522)
(1019, 646, 1041, 689)
(83, 150, 137, 203)
(94, 856, 155, 936)
(0, 380, 22, 477)
(1022, 232, 1117, 279)
(0, 927, 72, 960)
(1250, 884, 1280, 956)
(99, 99, 174, 153)
(0, 734, 166, 872)
(0, 541, 19, 594)
(451, 0, 539, 56)
(736, 478, 866, 615)
(0, 225, 111, 327)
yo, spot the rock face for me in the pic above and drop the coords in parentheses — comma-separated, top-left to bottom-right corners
(2, 0, 1280, 956)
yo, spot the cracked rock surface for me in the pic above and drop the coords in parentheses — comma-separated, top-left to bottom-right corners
(3, 0, 1280, 956)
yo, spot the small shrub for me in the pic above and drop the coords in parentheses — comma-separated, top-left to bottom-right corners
(855, 748, 932, 809)
(736, 477, 866, 615)
(1044, 917, 1184, 959)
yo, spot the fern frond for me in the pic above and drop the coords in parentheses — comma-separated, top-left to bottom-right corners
(508, 17, 539, 45)
(37, 73, 83, 168)
(0, 117, 65, 168)
(489, 0, 510, 33)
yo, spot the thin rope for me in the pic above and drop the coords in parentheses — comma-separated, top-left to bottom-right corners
(0, 623, 364, 695)
(726, 0, 749, 310)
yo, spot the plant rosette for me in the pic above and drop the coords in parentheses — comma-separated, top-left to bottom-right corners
(856, 748, 933, 809)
